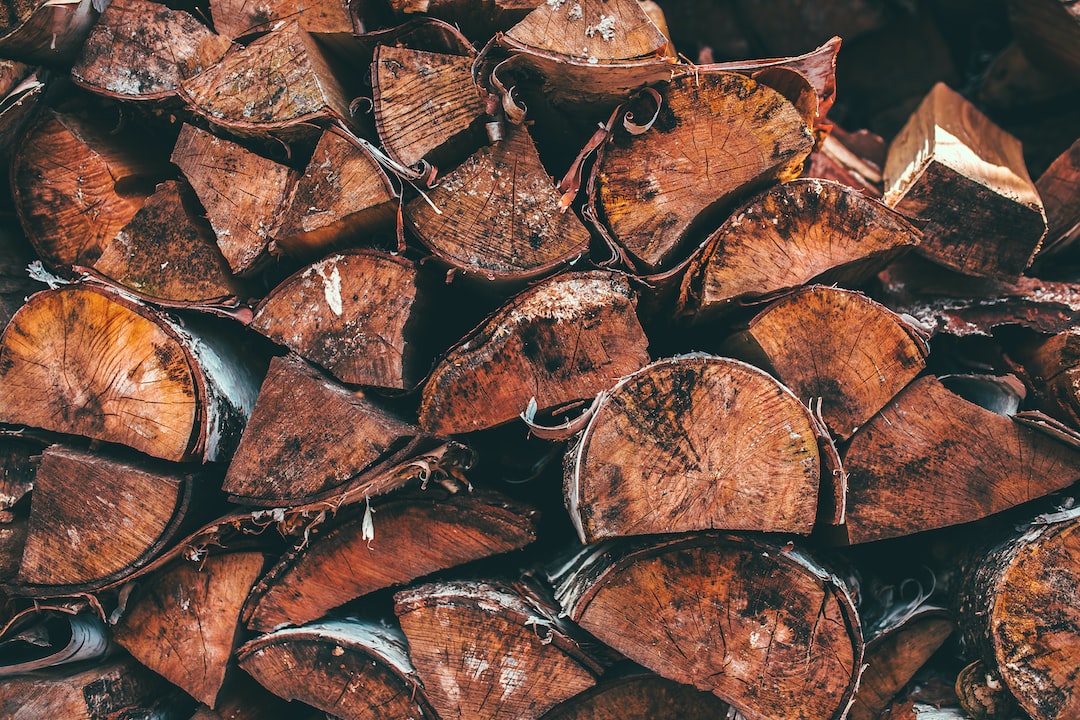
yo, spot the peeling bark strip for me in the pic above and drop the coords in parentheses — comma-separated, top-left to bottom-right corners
(0, 284, 261, 463)
(565, 354, 820, 542)
(536, 670, 732, 719)
(552, 533, 863, 720)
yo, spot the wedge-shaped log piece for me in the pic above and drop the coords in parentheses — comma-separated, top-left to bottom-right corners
(958, 504, 1080, 720)
(250, 250, 425, 388)
(405, 123, 591, 282)
(180, 21, 357, 140)
(552, 534, 863, 720)
(12, 109, 169, 269)
(592, 72, 813, 272)
(237, 617, 437, 720)
(113, 552, 265, 708)
(679, 179, 920, 320)
(566, 355, 820, 542)
(731, 286, 928, 439)
(12, 445, 203, 593)
(419, 270, 650, 435)
(372, 44, 486, 169)
(1033, 138, 1080, 259)
(537, 668, 732, 719)
(211, 0, 354, 40)
(273, 127, 396, 258)
(883, 82, 1047, 280)
(395, 580, 610, 719)
(0, 0, 99, 64)
(0, 284, 261, 462)
(246, 488, 538, 631)
(190, 673, 324, 720)
(224, 354, 417, 505)
(172, 123, 298, 276)
(843, 375, 1080, 543)
(501, 0, 668, 63)
(93, 180, 244, 303)
(71, 0, 232, 101)
(1008, 0, 1080, 77)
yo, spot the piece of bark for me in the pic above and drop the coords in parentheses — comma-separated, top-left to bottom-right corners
(237, 617, 437, 719)
(271, 126, 397, 259)
(842, 375, 1080, 544)
(1008, 0, 1080, 77)
(404, 122, 592, 283)
(1033, 138, 1080, 260)
(179, 21, 359, 142)
(211, 0, 354, 40)
(589, 72, 813, 272)
(395, 579, 610, 720)
(223, 353, 417, 505)
(249, 250, 425, 389)
(977, 43, 1079, 113)
(245, 488, 538, 631)
(71, 0, 232, 102)
(0, 604, 110, 676)
(678, 178, 919, 320)
(803, 127, 886, 197)
(11, 109, 171, 270)
(0, 283, 262, 462)
(419, 270, 650, 435)
(552, 533, 863, 720)
(954, 659, 1021, 720)
(171, 123, 299, 276)
(12, 445, 205, 594)
(537, 667, 732, 719)
(0, 0, 100, 64)
(113, 551, 266, 708)
(372, 43, 486, 170)
(1008, 328, 1080, 428)
(92, 180, 245, 303)
(957, 503, 1080, 720)
(0, 61, 42, 158)
(727, 285, 929, 439)
(565, 354, 820, 542)
(883, 82, 1047, 280)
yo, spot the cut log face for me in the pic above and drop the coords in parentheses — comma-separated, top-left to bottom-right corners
(883, 82, 1047, 280)
(14, 445, 196, 591)
(171, 123, 298, 276)
(0, 284, 260, 462)
(223, 353, 417, 505)
(1011, 329, 1080, 428)
(93, 180, 244, 303)
(0, 224, 39, 336)
(592, 72, 814, 272)
(536, 670, 732, 719)
(843, 375, 1080, 544)
(245, 489, 538, 631)
(419, 270, 650, 435)
(71, 0, 232, 101)
(11, 110, 168, 269)
(210, 0, 355, 40)
(249, 250, 424, 389)
(565, 355, 821, 542)
(678, 178, 920, 320)
(372, 44, 486, 169)
(113, 552, 266, 708)
(237, 617, 436, 720)
(404, 123, 592, 282)
(502, 0, 668, 63)
(735, 285, 928, 439)
(553, 534, 863, 720)
(395, 580, 607, 720)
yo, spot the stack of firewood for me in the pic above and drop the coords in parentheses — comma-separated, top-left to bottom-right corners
(0, 0, 1078, 718)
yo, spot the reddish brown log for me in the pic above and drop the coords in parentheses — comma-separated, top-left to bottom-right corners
(1033, 138, 1080, 260)
(1008, 0, 1080, 77)
(210, 0, 355, 40)
(0, 0, 100, 64)
(537, 669, 732, 719)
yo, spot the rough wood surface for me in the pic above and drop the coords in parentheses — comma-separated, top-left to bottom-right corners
(501, 0, 668, 63)
(0, 0, 100, 64)
(1008, 0, 1080, 77)
(537, 669, 732, 719)
(209, 0, 355, 40)
(1034, 138, 1080, 259)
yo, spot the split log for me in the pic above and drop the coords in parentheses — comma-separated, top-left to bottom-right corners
(957, 503, 1080, 720)
(588, 71, 814, 272)
(237, 617, 437, 719)
(10, 445, 207, 595)
(249, 250, 426, 389)
(1008, 328, 1080, 428)
(171, 122, 299, 276)
(70, 0, 232, 102)
(388, 0, 539, 41)
(564, 354, 821, 542)
(209, 0, 356, 40)
(0, 61, 42, 158)
(419, 270, 650, 435)
(536, 667, 732, 719)
(883, 82, 1047, 280)
(189, 672, 324, 719)
(11, 109, 171, 270)
(0, 0, 100, 64)
(678, 178, 920, 321)
(112, 551, 266, 708)
(222, 353, 417, 505)
(1033, 138, 1080, 260)
(802, 126, 886, 198)
(0, 601, 110, 676)
(0, 283, 262, 462)
(1008, 0, 1080, 77)
(394, 579, 611, 719)
(842, 375, 1080, 544)
(244, 487, 538, 631)
(954, 658, 1021, 720)
(725, 285, 929, 439)
(404, 122, 592, 283)
(551, 533, 863, 720)
(0, 222, 38, 332)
